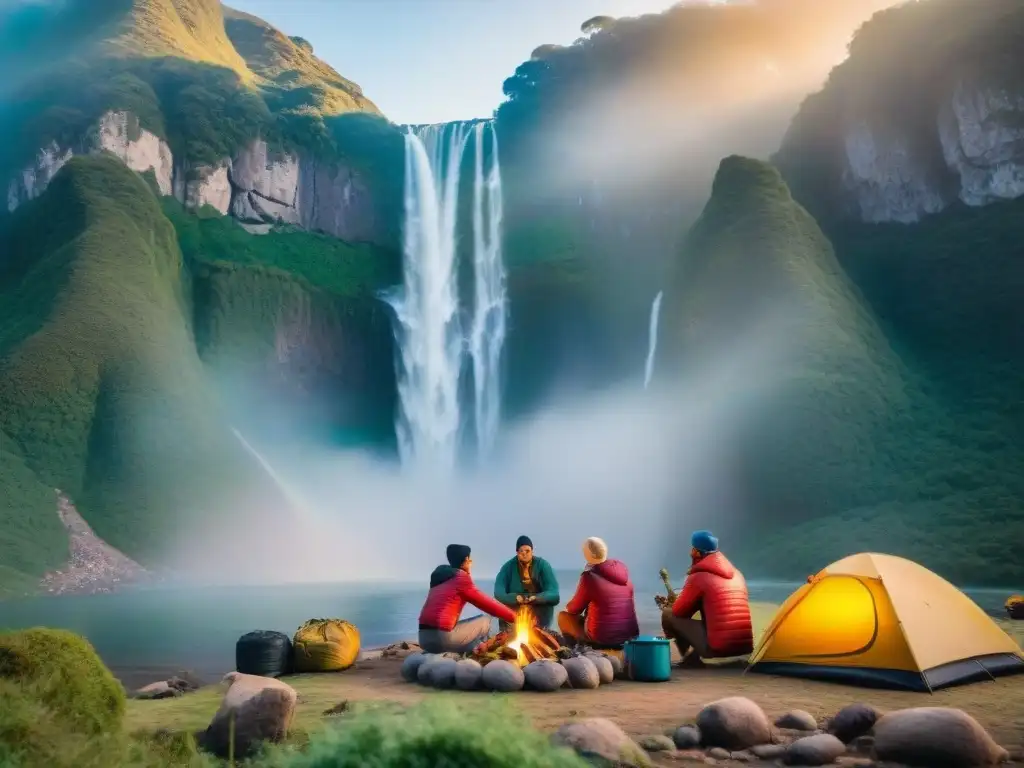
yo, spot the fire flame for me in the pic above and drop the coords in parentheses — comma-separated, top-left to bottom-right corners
(506, 606, 534, 666)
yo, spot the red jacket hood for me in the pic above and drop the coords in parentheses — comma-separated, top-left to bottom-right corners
(689, 551, 736, 580)
(589, 559, 631, 586)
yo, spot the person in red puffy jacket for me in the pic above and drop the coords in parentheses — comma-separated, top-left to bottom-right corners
(558, 537, 640, 648)
(661, 530, 753, 667)
(418, 543, 517, 654)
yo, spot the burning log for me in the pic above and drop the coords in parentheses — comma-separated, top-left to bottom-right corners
(471, 608, 564, 667)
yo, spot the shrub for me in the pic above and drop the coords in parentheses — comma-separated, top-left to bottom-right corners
(259, 700, 589, 768)
(0, 628, 125, 736)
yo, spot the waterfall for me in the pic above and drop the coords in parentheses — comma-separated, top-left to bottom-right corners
(468, 121, 506, 459)
(643, 291, 664, 389)
(389, 123, 470, 471)
(389, 121, 506, 470)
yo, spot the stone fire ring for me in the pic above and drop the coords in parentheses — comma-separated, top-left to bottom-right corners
(400, 650, 619, 693)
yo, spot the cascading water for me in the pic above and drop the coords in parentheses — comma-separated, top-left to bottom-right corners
(389, 121, 506, 470)
(468, 121, 506, 459)
(643, 291, 664, 389)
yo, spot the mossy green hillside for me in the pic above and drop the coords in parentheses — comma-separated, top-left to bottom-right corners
(0, 155, 286, 577)
(665, 156, 1024, 585)
(0, 0, 394, 196)
(164, 200, 400, 442)
(665, 156, 910, 520)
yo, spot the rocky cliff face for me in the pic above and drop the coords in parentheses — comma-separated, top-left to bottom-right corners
(7, 112, 173, 211)
(776, 0, 1024, 224)
(780, 73, 1024, 224)
(7, 112, 386, 245)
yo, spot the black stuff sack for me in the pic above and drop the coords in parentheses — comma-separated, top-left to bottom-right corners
(235, 630, 293, 678)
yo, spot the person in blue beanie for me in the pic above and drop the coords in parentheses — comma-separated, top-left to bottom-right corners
(659, 530, 753, 667)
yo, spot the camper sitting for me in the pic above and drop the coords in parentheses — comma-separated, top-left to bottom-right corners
(418, 544, 518, 654)
(558, 537, 640, 648)
(661, 530, 753, 667)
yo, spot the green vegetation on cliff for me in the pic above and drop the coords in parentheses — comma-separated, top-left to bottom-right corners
(0, 0, 391, 186)
(0, 155, 291, 585)
(666, 157, 1024, 585)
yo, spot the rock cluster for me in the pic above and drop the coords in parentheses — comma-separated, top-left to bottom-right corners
(598, 698, 1013, 768)
(400, 649, 622, 693)
(39, 491, 151, 596)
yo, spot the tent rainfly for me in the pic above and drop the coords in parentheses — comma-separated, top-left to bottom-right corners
(747, 553, 1024, 691)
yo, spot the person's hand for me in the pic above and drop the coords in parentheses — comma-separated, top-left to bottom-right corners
(526, 595, 536, 603)
(654, 595, 669, 609)
(516, 594, 525, 604)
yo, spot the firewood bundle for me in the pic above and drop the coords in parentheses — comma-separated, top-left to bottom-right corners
(470, 627, 562, 666)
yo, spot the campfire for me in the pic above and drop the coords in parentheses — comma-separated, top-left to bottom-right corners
(471, 606, 562, 667)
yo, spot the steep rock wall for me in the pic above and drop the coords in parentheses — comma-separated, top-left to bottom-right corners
(776, 0, 1024, 224)
(7, 115, 389, 246)
(6, 112, 172, 211)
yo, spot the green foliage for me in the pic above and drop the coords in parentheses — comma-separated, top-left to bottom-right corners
(0, 0, 388, 185)
(670, 157, 1024, 585)
(0, 436, 65, 585)
(222, 6, 378, 117)
(0, 628, 210, 767)
(163, 198, 400, 298)
(259, 700, 589, 768)
(0, 155, 283, 570)
(0, 629, 125, 735)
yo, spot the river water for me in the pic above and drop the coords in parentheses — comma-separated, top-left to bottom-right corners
(0, 575, 1010, 688)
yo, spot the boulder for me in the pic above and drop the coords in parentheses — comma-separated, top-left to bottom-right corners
(131, 681, 181, 700)
(430, 659, 458, 690)
(776, 710, 818, 731)
(551, 718, 651, 767)
(708, 747, 731, 759)
(696, 697, 772, 750)
(673, 725, 702, 749)
(828, 703, 880, 743)
(199, 673, 297, 759)
(872, 707, 1009, 767)
(401, 652, 428, 683)
(784, 733, 846, 765)
(417, 655, 444, 686)
(481, 660, 525, 692)
(524, 660, 568, 692)
(562, 656, 600, 689)
(751, 744, 787, 760)
(584, 653, 616, 684)
(166, 674, 201, 693)
(638, 734, 675, 752)
(454, 659, 483, 691)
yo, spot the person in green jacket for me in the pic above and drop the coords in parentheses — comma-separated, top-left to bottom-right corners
(494, 535, 560, 630)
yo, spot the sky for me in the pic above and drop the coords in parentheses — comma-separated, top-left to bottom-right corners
(226, 0, 684, 124)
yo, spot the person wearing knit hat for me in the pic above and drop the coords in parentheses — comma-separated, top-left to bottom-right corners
(583, 536, 608, 565)
(494, 535, 560, 630)
(418, 543, 517, 654)
(558, 537, 639, 648)
(661, 530, 753, 668)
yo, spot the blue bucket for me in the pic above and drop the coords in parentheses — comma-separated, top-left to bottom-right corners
(624, 635, 671, 682)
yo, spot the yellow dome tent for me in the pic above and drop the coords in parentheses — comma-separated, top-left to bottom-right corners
(747, 553, 1024, 691)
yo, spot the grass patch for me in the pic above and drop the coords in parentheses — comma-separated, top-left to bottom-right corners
(259, 700, 589, 768)
(164, 200, 400, 299)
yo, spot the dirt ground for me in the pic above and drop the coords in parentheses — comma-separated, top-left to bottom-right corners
(127, 645, 1024, 766)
